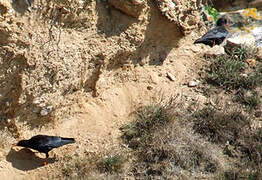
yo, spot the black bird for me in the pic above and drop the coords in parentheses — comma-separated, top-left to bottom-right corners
(194, 17, 230, 47)
(13, 135, 75, 164)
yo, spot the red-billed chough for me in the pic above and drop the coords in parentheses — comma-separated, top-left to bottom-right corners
(194, 17, 230, 47)
(13, 135, 75, 164)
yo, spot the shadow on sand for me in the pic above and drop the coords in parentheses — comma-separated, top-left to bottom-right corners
(6, 148, 56, 171)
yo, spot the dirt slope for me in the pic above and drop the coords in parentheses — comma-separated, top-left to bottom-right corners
(0, 0, 209, 178)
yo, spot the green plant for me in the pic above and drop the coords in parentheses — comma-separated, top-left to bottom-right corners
(206, 56, 246, 89)
(192, 104, 262, 169)
(205, 6, 220, 22)
(121, 101, 174, 149)
(205, 46, 262, 90)
(193, 106, 249, 144)
(230, 45, 252, 61)
(234, 90, 261, 110)
(61, 155, 98, 178)
(120, 98, 224, 178)
(98, 154, 125, 173)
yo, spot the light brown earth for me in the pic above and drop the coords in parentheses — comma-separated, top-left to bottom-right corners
(0, 0, 213, 179)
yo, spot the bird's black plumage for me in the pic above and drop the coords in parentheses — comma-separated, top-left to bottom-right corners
(194, 17, 229, 47)
(15, 135, 75, 158)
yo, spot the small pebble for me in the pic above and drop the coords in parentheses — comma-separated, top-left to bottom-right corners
(240, 73, 248, 78)
(32, 108, 39, 113)
(8, 9, 13, 14)
(246, 58, 256, 67)
(40, 106, 53, 116)
(166, 72, 176, 81)
(147, 86, 153, 90)
(33, 98, 41, 104)
(188, 80, 199, 87)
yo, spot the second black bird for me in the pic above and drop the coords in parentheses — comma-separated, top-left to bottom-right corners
(194, 17, 229, 47)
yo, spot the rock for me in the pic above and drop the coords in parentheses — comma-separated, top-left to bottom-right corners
(147, 85, 153, 90)
(155, 0, 201, 34)
(40, 109, 48, 116)
(226, 34, 256, 48)
(108, 0, 145, 18)
(240, 73, 248, 78)
(246, 58, 256, 67)
(40, 106, 53, 116)
(190, 45, 202, 53)
(204, 45, 225, 57)
(166, 72, 175, 81)
(150, 73, 159, 84)
(188, 80, 199, 87)
(33, 98, 41, 104)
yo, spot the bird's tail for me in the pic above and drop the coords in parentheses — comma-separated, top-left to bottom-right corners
(194, 38, 202, 44)
(61, 137, 75, 145)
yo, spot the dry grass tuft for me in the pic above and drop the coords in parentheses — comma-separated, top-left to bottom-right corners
(97, 154, 126, 173)
(205, 45, 262, 90)
(61, 155, 97, 178)
(192, 105, 262, 178)
(120, 98, 227, 178)
(192, 106, 249, 144)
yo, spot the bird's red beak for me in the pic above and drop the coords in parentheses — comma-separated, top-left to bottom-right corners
(12, 143, 17, 146)
(226, 22, 230, 27)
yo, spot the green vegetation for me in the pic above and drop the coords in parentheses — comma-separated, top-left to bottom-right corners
(198, 45, 262, 178)
(234, 90, 261, 110)
(206, 55, 247, 89)
(120, 99, 222, 178)
(98, 154, 125, 173)
(193, 105, 262, 178)
(205, 45, 262, 112)
(121, 101, 173, 148)
(62, 156, 93, 178)
(206, 46, 262, 90)
(60, 153, 126, 178)
(120, 101, 177, 178)
(205, 6, 220, 22)
(193, 106, 249, 143)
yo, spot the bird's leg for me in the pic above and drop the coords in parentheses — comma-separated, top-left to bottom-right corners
(44, 153, 49, 165)
(213, 40, 215, 47)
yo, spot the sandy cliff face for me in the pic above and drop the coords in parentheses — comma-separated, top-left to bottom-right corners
(0, 0, 206, 178)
